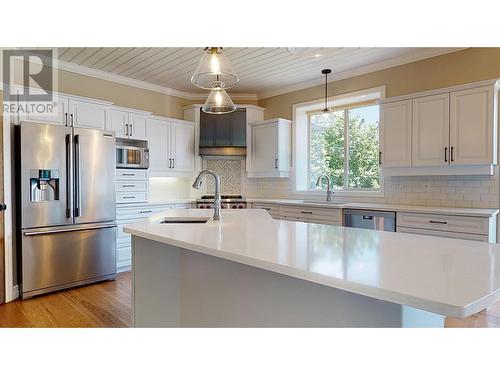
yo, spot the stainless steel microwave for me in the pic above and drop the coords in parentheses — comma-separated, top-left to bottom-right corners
(116, 138, 149, 169)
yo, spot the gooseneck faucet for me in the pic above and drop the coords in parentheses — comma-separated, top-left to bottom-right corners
(316, 174, 333, 202)
(192, 169, 222, 221)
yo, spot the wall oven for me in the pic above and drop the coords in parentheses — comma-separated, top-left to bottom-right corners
(116, 138, 149, 169)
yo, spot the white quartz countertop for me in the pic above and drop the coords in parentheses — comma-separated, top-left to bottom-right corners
(247, 198, 499, 217)
(124, 209, 500, 318)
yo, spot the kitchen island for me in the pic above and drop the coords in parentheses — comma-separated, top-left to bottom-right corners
(124, 209, 500, 327)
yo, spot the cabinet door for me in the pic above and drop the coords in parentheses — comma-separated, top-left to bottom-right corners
(128, 113, 148, 140)
(231, 109, 247, 147)
(170, 122, 195, 172)
(251, 123, 277, 172)
(450, 86, 495, 165)
(147, 118, 170, 172)
(199, 109, 215, 147)
(412, 94, 450, 166)
(380, 100, 412, 167)
(25, 96, 69, 126)
(214, 113, 232, 147)
(106, 109, 128, 137)
(68, 99, 107, 129)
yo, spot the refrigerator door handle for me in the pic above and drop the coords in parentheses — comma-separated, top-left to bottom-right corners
(23, 224, 117, 236)
(65, 134, 74, 219)
(74, 134, 82, 217)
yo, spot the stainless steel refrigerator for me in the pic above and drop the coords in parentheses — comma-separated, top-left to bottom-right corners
(17, 122, 117, 299)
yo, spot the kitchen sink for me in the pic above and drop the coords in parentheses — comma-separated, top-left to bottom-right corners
(160, 217, 210, 224)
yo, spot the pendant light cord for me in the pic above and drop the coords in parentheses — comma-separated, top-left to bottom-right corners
(324, 72, 328, 111)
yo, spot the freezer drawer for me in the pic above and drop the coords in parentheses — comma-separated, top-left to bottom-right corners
(21, 224, 117, 298)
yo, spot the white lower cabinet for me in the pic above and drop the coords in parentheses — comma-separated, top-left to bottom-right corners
(116, 202, 192, 270)
(396, 212, 496, 243)
(251, 203, 281, 219)
(280, 205, 342, 225)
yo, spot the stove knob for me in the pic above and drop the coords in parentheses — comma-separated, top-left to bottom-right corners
(238, 205, 244, 209)
(199, 205, 204, 209)
(232, 205, 237, 209)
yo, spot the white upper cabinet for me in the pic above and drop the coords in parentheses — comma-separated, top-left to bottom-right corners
(25, 95, 69, 126)
(68, 99, 107, 129)
(412, 93, 450, 166)
(248, 118, 291, 178)
(105, 108, 149, 140)
(146, 118, 195, 175)
(106, 109, 129, 137)
(450, 86, 496, 165)
(128, 113, 148, 140)
(170, 121, 195, 172)
(381, 80, 499, 175)
(147, 117, 170, 172)
(380, 100, 412, 167)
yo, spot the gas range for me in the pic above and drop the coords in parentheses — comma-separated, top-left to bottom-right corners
(196, 195, 247, 209)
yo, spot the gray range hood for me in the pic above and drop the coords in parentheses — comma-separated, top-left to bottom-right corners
(199, 108, 247, 156)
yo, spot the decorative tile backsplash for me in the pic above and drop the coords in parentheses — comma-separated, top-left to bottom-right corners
(202, 158, 243, 195)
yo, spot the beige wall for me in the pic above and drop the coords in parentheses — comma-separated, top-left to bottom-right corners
(259, 48, 500, 119)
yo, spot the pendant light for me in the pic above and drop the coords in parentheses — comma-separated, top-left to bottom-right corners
(191, 47, 239, 89)
(202, 81, 236, 114)
(321, 69, 332, 116)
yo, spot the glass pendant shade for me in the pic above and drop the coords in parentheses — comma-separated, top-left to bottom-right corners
(202, 83, 236, 114)
(191, 47, 239, 89)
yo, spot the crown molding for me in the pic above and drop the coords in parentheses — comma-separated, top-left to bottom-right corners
(257, 48, 468, 99)
(55, 59, 259, 101)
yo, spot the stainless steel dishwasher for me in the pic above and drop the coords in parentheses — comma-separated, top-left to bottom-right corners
(344, 209, 396, 232)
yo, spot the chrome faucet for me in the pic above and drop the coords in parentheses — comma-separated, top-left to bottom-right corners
(316, 174, 333, 202)
(192, 169, 222, 221)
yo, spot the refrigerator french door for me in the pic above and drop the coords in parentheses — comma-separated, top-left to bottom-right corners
(18, 122, 117, 299)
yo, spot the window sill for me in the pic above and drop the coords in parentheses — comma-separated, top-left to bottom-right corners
(292, 189, 385, 198)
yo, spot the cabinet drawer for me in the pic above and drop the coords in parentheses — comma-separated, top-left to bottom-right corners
(117, 204, 174, 219)
(116, 169, 149, 180)
(280, 205, 342, 222)
(397, 226, 489, 242)
(251, 203, 280, 217)
(116, 192, 148, 204)
(117, 247, 132, 262)
(397, 212, 489, 235)
(115, 181, 148, 192)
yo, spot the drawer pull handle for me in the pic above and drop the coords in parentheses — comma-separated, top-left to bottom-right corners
(262, 207, 271, 210)
(301, 211, 313, 214)
(139, 210, 152, 213)
(122, 184, 135, 187)
(363, 215, 374, 220)
(122, 196, 136, 199)
(429, 220, 447, 224)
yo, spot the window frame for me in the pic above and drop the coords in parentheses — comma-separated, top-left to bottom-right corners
(305, 103, 383, 195)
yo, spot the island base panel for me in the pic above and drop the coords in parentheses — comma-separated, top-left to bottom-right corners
(132, 237, 444, 328)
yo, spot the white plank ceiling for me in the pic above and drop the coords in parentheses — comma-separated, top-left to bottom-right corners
(33, 47, 463, 98)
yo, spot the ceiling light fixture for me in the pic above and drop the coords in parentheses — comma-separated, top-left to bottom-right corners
(201, 81, 236, 114)
(321, 68, 332, 116)
(191, 47, 239, 89)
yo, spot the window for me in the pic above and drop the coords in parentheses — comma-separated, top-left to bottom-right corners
(309, 104, 380, 191)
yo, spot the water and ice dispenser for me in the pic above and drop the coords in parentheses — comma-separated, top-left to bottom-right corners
(29, 169, 60, 202)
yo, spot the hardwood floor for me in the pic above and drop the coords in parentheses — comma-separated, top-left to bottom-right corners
(0, 270, 498, 327)
(0, 272, 132, 328)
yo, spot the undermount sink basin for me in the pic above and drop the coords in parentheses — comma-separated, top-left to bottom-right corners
(160, 217, 210, 224)
(299, 200, 344, 206)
